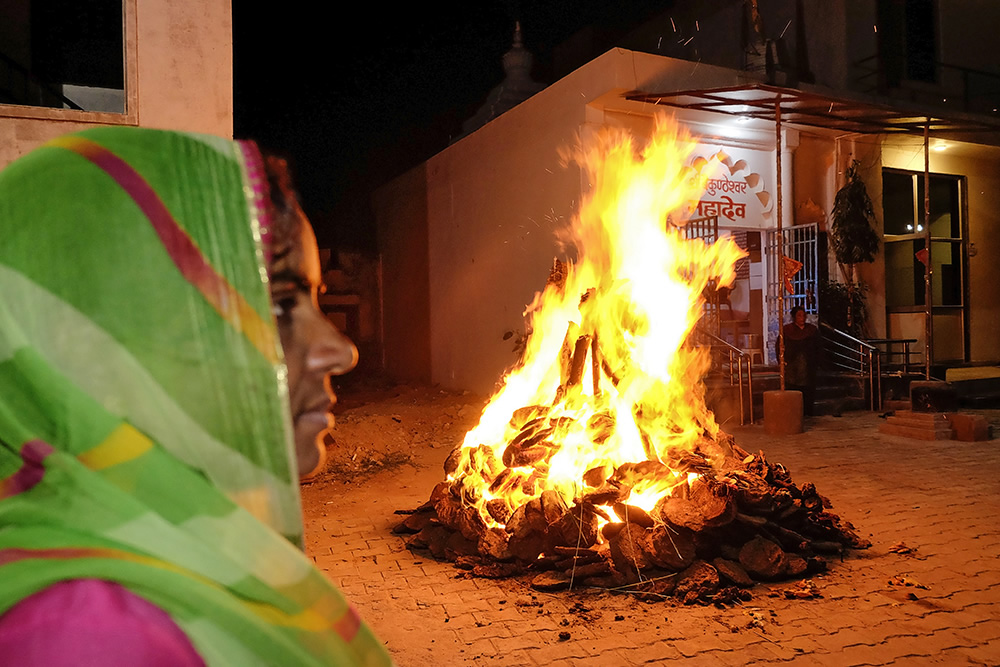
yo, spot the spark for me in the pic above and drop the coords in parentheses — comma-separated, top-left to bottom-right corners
(683, 36, 695, 46)
(657, 36, 662, 49)
(874, 24, 878, 32)
(779, 20, 791, 38)
(696, 20, 700, 31)
(670, 17, 676, 32)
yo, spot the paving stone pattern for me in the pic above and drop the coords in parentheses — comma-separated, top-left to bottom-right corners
(304, 412, 1000, 666)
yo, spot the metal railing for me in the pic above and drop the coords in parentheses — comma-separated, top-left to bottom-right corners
(851, 54, 1000, 115)
(693, 327, 754, 425)
(865, 338, 920, 377)
(819, 323, 881, 410)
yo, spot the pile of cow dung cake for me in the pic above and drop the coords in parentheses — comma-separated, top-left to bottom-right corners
(394, 433, 869, 606)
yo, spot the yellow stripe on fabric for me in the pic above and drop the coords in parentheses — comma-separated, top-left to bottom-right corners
(45, 135, 280, 366)
(78, 423, 153, 470)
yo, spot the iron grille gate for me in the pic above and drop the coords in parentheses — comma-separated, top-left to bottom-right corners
(765, 223, 819, 364)
(671, 215, 721, 333)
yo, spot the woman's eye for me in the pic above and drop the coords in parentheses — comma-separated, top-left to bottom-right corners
(272, 297, 297, 318)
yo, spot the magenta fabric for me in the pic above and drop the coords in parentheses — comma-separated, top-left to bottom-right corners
(0, 579, 205, 666)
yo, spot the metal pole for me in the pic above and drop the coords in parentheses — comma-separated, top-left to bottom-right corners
(738, 356, 746, 425)
(923, 121, 933, 379)
(776, 96, 785, 391)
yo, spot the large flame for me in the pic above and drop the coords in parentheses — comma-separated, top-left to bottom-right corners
(452, 117, 747, 528)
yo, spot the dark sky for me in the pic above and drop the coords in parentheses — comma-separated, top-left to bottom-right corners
(233, 2, 671, 252)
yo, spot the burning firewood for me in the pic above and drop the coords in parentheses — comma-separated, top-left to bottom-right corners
(396, 117, 866, 606)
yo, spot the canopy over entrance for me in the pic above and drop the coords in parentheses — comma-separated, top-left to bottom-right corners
(625, 83, 1000, 138)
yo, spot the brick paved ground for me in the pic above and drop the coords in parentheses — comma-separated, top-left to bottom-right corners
(303, 411, 1000, 666)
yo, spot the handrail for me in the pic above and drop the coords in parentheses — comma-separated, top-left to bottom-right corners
(819, 323, 880, 411)
(696, 327, 746, 357)
(819, 322, 877, 352)
(850, 53, 1000, 113)
(693, 326, 754, 425)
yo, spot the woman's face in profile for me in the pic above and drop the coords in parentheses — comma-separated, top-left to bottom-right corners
(268, 205, 357, 479)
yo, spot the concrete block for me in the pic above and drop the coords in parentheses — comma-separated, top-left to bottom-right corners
(910, 381, 958, 413)
(763, 390, 803, 435)
(878, 422, 954, 440)
(947, 413, 991, 441)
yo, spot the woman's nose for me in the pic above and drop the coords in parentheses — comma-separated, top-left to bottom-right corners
(304, 308, 358, 376)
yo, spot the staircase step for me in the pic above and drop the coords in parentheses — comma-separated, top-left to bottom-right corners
(879, 411, 953, 439)
(888, 410, 950, 425)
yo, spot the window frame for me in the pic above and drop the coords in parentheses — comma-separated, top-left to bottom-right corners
(0, 0, 137, 125)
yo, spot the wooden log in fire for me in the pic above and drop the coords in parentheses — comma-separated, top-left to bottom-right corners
(608, 523, 654, 582)
(738, 535, 788, 580)
(655, 479, 736, 532)
(552, 505, 600, 548)
(674, 560, 721, 605)
(478, 527, 513, 561)
(567, 335, 592, 388)
(711, 557, 755, 587)
(648, 524, 697, 571)
(591, 334, 602, 397)
(612, 502, 656, 528)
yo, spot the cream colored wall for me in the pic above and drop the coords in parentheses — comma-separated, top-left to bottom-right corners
(0, 0, 232, 168)
(134, 0, 233, 135)
(419, 51, 747, 393)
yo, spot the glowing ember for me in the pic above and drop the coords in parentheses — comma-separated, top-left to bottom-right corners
(450, 117, 746, 529)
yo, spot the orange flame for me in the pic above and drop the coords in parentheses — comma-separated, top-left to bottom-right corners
(452, 116, 747, 527)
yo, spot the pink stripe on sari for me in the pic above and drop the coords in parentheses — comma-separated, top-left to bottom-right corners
(46, 136, 278, 364)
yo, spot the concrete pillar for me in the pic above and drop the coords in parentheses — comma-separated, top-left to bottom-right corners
(763, 390, 803, 435)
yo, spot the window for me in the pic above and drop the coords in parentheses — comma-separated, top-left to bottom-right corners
(877, 0, 937, 87)
(882, 169, 964, 309)
(0, 0, 125, 113)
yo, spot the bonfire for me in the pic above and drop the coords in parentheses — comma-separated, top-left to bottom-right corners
(396, 117, 867, 605)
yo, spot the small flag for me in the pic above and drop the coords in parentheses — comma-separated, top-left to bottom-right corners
(915, 247, 929, 267)
(782, 256, 803, 294)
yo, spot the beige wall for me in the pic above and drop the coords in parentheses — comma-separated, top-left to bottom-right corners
(134, 0, 233, 135)
(427, 51, 756, 394)
(374, 164, 432, 384)
(379, 51, 752, 394)
(0, 0, 232, 168)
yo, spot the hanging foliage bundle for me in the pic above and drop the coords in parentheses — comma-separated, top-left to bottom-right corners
(831, 160, 880, 275)
(830, 159, 880, 330)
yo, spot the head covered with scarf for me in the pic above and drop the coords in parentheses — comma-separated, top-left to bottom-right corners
(0, 127, 389, 665)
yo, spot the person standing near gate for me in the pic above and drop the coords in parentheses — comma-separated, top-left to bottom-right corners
(779, 306, 819, 416)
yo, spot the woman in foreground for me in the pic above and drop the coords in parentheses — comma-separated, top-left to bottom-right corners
(0, 127, 391, 665)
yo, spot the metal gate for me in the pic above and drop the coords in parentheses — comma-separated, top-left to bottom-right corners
(671, 215, 721, 333)
(765, 223, 819, 363)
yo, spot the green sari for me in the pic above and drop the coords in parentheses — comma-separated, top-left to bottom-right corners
(0, 127, 391, 665)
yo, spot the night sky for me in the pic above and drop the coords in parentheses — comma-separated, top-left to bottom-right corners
(233, 2, 672, 252)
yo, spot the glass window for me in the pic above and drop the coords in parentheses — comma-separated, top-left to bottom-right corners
(883, 171, 916, 235)
(0, 1, 124, 113)
(917, 177, 961, 238)
(882, 169, 964, 309)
